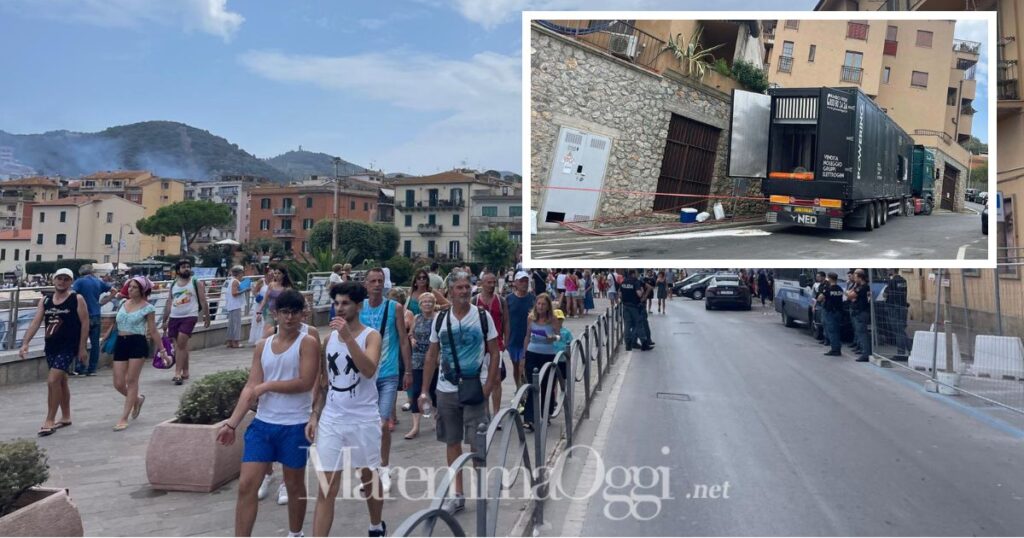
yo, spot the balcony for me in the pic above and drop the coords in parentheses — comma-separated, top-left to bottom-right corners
(840, 65, 863, 84)
(417, 223, 443, 236)
(533, 20, 666, 73)
(777, 56, 793, 73)
(273, 207, 297, 216)
(273, 228, 296, 238)
(884, 39, 898, 56)
(998, 39, 1019, 100)
(472, 216, 521, 226)
(397, 200, 466, 212)
(953, 39, 981, 56)
(763, 28, 774, 44)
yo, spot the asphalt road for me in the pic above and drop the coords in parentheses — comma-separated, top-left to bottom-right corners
(565, 297, 1024, 536)
(531, 207, 987, 261)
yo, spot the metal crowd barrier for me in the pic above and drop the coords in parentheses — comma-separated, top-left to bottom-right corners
(394, 302, 624, 536)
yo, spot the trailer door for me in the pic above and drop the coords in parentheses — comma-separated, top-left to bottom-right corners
(815, 88, 856, 185)
(728, 89, 771, 179)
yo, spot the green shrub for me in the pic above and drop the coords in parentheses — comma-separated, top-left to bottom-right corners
(385, 255, 415, 286)
(731, 60, 769, 93)
(713, 58, 731, 76)
(176, 369, 250, 425)
(0, 440, 49, 518)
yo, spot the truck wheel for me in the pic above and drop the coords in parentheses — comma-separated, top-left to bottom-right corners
(924, 198, 933, 215)
(865, 204, 875, 231)
(783, 309, 796, 327)
(876, 202, 885, 227)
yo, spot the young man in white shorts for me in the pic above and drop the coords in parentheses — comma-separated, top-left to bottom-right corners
(307, 281, 387, 537)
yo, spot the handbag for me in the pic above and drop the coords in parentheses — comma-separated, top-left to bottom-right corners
(443, 309, 485, 406)
(152, 336, 176, 369)
(102, 330, 118, 355)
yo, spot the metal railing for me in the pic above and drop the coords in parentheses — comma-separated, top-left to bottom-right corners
(777, 56, 794, 73)
(396, 200, 465, 212)
(533, 20, 666, 73)
(417, 223, 443, 235)
(394, 303, 624, 536)
(998, 59, 1020, 100)
(953, 39, 982, 55)
(840, 65, 864, 84)
(272, 207, 297, 216)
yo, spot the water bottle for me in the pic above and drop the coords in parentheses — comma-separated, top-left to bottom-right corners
(418, 394, 433, 419)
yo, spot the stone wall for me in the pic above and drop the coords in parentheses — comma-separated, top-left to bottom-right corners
(531, 26, 754, 224)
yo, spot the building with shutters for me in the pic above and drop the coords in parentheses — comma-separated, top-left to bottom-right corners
(185, 176, 272, 246)
(766, 19, 979, 212)
(29, 196, 144, 264)
(245, 184, 378, 255)
(0, 177, 62, 232)
(530, 19, 768, 226)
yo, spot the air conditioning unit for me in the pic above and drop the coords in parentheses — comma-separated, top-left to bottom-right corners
(608, 32, 639, 60)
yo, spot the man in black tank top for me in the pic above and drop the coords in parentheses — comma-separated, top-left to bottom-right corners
(20, 268, 90, 437)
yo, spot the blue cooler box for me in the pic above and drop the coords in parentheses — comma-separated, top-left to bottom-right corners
(679, 208, 698, 223)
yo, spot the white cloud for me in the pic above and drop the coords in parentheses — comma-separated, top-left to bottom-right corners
(1, 0, 244, 41)
(239, 49, 522, 172)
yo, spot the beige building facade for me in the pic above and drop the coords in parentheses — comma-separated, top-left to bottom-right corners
(30, 196, 144, 264)
(997, 0, 1024, 270)
(0, 229, 32, 276)
(768, 18, 978, 211)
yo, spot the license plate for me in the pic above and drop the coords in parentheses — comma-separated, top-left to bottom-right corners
(719, 290, 734, 295)
(792, 207, 814, 214)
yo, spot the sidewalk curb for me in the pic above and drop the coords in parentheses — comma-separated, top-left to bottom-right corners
(533, 218, 763, 242)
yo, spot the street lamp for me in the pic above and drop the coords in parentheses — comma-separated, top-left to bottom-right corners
(332, 157, 342, 255)
(115, 224, 134, 279)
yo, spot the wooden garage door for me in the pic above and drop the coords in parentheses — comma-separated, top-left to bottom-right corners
(654, 114, 721, 213)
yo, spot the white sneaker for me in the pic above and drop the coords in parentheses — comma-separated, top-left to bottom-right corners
(286, 532, 304, 537)
(441, 494, 465, 515)
(277, 483, 288, 505)
(257, 474, 272, 500)
(379, 466, 392, 494)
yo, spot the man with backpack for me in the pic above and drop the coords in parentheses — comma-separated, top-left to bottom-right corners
(421, 270, 500, 516)
(161, 259, 210, 385)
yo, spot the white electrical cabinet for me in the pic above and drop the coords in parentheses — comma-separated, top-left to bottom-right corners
(540, 126, 612, 225)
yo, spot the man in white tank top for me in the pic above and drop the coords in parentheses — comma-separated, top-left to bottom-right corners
(217, 289, 319, 537)
(307, 281, 387, 537)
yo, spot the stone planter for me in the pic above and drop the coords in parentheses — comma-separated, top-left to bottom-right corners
(0, 487, 84, 537)
(146, 411, 254, 492)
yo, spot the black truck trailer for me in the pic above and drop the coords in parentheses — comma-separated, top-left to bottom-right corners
(729, 87, 918, 231)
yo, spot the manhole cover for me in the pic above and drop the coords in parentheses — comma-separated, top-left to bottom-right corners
(656, 392, 691, 402)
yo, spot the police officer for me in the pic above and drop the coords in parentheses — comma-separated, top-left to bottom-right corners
(638, 274, 656, 349)
(619, 270, 653, 352)
(885, 268, 913, 358)
(812, 271, 827, 344)
(847, 269, 872, 362)
(844, 270, 861, 355)
(818, 272, 845, 356)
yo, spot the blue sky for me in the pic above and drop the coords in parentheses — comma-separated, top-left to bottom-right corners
(0, 1, 988, 176)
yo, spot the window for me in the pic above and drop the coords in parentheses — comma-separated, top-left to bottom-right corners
(56, 234, 66, 245)
(281, 219, 292, 230)
(35, 255, 41, 262)
(779, 41, 795, 73)
(844, 51, 863, 68)
(403, 240, 412, 258)
(427, 240, 436, 257)
(785, 20, 799, 30)
(13, 250, 17, 261)
(405, 190, 415, 207)
(283, 241, 292, 252)
(106, 212, 113, 223)
(886, 25, 898, 41)
(841, 51, 864, 83)
(57, 255, 63, 260)
(282, 198, 293, 208)
(59, 211, 66, 223)
(306, 197, 314, 208)
(405, 215, 413, 227)
(448, 240, 461, 259)
(36, 234, 42, 245)
(158, 250, 165, 256)
(39, 212, 44, 223)
(260, 219, 270, 231)
(482, 206, 498, 217)
(104, 255, 110, 263)
(303, 218, 314, 230)
(883, 67, 891, 84)
(428, 189, 439, 206)
(1, 249, 6, 261)
(510, 206, 522, 217)
(782, 41, 794, 57)
(364, 202, 369, 211)
(428, 214, 436, 225)
(947, 88, 958, 105)
(997, 196, 1016, 276)
(302, 241, 309, 253)
(916, 30, 933, 47)
(911, 70, 929, 88)
(25, 250, 29, 261)
(808, 44, 816, 62)
(162, 182, 169, 190)
(450, 188, 463, 205)
(350, 200, 355, 210)
(453, 214, 460, 226)
(261, 198, 271, 209)
(847, 21, 869, 40)
(104, 234, 112, 246)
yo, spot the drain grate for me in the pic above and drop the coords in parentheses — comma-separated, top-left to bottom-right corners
(656, 392, 692, 402)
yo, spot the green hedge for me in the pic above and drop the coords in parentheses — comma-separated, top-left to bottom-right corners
(176, 369, 250, 425)
(0, 439, 49, 518)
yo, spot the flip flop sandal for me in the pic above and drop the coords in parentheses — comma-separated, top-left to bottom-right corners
(132, 395, 145, 420)
(54, 421, 72, 429)
(37, 427, 56, 437)
(113, 424, 128, 432)
(173, 377, 183, 385)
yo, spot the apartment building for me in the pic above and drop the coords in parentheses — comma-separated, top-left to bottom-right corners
(246, 185, 377, 255)
(30, 196, 144, 264)
(391, 170, 522, 261)
(74, 170, 186, 257)
(291, 174, 394, 224)
(185, 176, 271, 246)
(0, 230, 31, 277)
(815, 0, 996, 11)
(0, 177, 61, 231)
(768, 19, 978, 211)
(997, 0, 1023, 270)
(531, 19, 768, 224)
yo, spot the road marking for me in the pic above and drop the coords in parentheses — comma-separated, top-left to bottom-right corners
(560, 349, 634, 537)
(957, 245, 968, 260)
(636, 228, 772, 241)
(828, 239, 862, 244)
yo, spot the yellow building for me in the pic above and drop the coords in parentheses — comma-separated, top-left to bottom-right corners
(29, 196, 144, 264)
(768, 19, 978, 211)
(0, 177, 62, 231)
(76, 170, 186, 257)
(997, 0, 1023, 270)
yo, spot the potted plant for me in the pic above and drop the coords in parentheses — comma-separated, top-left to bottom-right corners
(0, 439, 84, 536)
(146, 369, 252, 492)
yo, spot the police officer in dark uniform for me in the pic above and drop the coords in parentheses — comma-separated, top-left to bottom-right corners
(818, 272, 845, 356)
(847, 269, 872, 362)
(885, 268, 913, 358)
(620, 270, 653, 351)
(812, 271, 827, 344)
(844, 270, 861, 355)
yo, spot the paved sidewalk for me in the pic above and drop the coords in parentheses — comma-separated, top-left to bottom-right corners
(0, 299, 610, 537)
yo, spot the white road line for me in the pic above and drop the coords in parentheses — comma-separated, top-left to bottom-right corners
(828, 238, 862, 244)
(957, 245, 968, 260)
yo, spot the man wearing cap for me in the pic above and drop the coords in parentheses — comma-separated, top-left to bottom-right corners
(70, 264, 115, 376)
(506, 271, 535, 391)
(20, 269, 90, 436)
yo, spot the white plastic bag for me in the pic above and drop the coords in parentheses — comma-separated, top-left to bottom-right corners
(696, 212, 711, 222)
(248, 316, 265, 346)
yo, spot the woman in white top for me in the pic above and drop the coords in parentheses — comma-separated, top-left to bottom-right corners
(224, 266, 247, 349)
